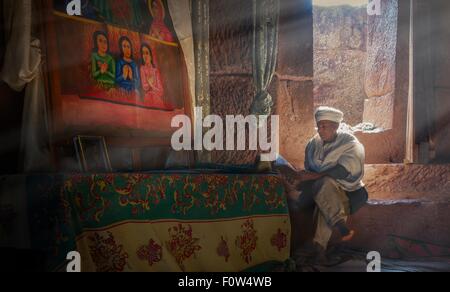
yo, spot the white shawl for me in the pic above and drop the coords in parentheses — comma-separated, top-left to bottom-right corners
(305, 131, 365, 192)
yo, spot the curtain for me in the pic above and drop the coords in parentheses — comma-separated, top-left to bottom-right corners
(251, 0, 280, 116)
(1, 0, 51, 172)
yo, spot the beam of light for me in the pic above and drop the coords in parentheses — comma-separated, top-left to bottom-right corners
(313, 0, 367, 7)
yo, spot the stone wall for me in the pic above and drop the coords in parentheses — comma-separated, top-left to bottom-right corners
(209, 0, 257, 164)
(364, 164, 450, 201)
(355, 0, 406, 163)
(313, 5, 367, 126)
(363, 0, 398, 130)
(276, 0, 315, 168)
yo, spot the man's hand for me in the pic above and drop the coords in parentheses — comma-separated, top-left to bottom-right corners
(276, 165, 327, 185)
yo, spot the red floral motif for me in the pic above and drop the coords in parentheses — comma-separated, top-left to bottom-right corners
(236, 176, 285, 211)
(206, 175, 229, 186)
(68, 175, 112, 223)
(240, 178, 260, 211)
(172, 181, 196, 215)
(235, 219, 258, 264)
(88, 232, 129, 272)
(115, 174, 166, 215)
(165, 175, 182, 185)
(271, 229, 287, 252)
(137, 239, 163, 266)
(115, 174, 146, 195)
(262, 176, 285, 209)
(193, 175, 239, 215)
(170, 175, 285, 216)
(217, 237, 230, 262)
(166, 224, 202, 271)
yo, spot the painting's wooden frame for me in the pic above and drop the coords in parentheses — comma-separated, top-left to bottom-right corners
(39, 0, 194, 170)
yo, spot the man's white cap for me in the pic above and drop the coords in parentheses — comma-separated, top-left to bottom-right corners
(315, 106, 344, 124)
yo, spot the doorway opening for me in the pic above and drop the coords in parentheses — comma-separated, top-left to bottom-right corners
(313, 0, 397, 133)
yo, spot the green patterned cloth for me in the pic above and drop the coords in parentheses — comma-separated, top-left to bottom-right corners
(25, 173, 289, 271)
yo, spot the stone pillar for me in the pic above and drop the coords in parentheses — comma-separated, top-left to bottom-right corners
(209, 0, 257, 164)
(313, 5, 367, 126)
(192, 0, 211, 163)
(363, 0, 398, 130)
(276, 0, 315, 168)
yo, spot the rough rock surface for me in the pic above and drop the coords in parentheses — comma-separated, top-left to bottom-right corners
(364, 164, 450, 202)
(313, 5, 368, 125)
(363, 0, 398, 128)
(276, 79, 316, 168)
(314, 50, 367, 125)
(355, 130, 404, 164)
(209, 0, 253, 75)
(278, 0, 314, 77)
(362, 93, 395, 129)
(210, 75, 257, 165)
(272, 0, 316, 168)
(209, 0, 255, 164)
(364, 0, 398, 98)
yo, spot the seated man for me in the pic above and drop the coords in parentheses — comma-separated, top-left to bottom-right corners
(278, 106, 368, 262)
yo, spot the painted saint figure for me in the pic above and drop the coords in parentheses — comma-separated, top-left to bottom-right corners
(139, 44, 165, 107)
(91, 31, 115, 89)
(116, 36, 140, 92)
(148, 0, 175, 42)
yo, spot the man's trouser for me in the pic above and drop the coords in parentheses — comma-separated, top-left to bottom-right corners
(298, 177, 350, 249)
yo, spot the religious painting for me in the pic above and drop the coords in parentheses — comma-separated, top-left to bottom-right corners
(81, 26, 165, 109)
(148, 0, 176, 42)
(54, 0, 178, 42)
(47, 0, 191, 141)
